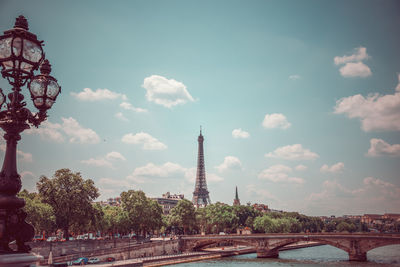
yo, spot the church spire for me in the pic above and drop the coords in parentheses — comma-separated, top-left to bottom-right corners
(233, 186, 240, 206)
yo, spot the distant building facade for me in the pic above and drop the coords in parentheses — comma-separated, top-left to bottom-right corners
(153, 192, 184, 215)
(253, 203, 269, 213)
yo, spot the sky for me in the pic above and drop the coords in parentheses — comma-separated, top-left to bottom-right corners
(0, 0, 399, 216)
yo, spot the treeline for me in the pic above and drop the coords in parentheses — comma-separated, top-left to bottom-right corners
(20, 168, 386, 239)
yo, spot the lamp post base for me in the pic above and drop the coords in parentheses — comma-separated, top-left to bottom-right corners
(0, 252, 43, 267)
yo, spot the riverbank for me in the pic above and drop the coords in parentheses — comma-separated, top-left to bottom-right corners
(143, 241, 322, 267)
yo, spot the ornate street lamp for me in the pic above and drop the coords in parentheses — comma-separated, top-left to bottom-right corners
(0, 15, 61, 253)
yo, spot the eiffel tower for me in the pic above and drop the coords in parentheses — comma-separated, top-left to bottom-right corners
(192, 127, 211, 208)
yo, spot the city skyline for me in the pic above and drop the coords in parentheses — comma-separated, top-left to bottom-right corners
(0, 0, 399, 216)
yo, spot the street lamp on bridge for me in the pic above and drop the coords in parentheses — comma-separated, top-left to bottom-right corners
(0, 15, 61, 253)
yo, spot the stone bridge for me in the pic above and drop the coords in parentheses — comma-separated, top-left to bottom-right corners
(178, 233, 400, 261)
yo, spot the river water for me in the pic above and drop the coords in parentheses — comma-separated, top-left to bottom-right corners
(170, 245, 400, 266)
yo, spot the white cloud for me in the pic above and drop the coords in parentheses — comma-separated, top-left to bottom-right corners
(120, 102, 147, 113)
(25, 121, 64, 142)
(25, 118, 100, 144)
(232, 128, 250, 139)
(246, 184, 278, 203)
(295, 164, 307, 171)
(62, 117, 100, 144)
(71, 88, 127, 101)
(127, 162, 223, 184)
(258, 164, 304, 184)
(262, 113, 291, 129)
(106, 151, 126, 161)
(121, 132, 167, 150)
(81, 151, 126, 168)
(265, 144, 319, 160)
(367, 138, 400, 157)
(99, 177, 131, 188)
(289, 74, 301, 80)
(334, 47, 369, 65)
(334, 76, 400, 132)
(334, 47, 371, 78)
(215, 156, 242, 172)
(306, 177, 400, 215)
(115, 112, 128, 121)
(339, 62, 372, 78)
(320, 162, 344, 173)
(143, 75, 194, 108)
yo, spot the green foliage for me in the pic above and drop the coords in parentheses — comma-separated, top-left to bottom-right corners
(37, 168, 99, 239)
(336, 221, 357, 232)
(168, 199, 196, 234)
(18, 189, 56, 235)
(204, 202, 239, 233)
(121, 190, 163, 236)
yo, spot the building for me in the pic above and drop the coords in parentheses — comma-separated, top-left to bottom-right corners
(153, 192, 184, 215)
(361, 214, 384, 225)
(233, 186, 240, 206)
(96, 197, 122, 207)
(192, 128, 211, 208)
(253, 203, 269, 213)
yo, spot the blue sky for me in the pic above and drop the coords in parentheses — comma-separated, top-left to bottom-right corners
(0, 0, 399, 216)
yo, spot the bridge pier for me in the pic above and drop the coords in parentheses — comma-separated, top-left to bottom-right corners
(256, 248, 279, 258)
(349, 252, 367, 261)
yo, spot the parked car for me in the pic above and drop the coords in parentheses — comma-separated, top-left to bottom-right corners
(46, 236, 57, 242)
(105, 257, 115, 262)
(33, 235, 45, 242)
(88, 258, 100, 264)
(72, 257, 88, 265)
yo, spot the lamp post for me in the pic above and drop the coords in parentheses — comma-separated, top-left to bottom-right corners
(0, 15, 61, 254)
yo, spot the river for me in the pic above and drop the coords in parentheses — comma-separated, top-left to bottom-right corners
(169, 244, 400, 266)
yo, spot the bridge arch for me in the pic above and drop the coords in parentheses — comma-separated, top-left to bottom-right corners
(271, 238, 350, 254)
(190, 239, 255, 251)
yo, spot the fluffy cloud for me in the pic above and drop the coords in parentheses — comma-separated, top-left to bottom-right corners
(26, 118, 100, 144)
(215, 156, 242, 172)
(81, 151, 126, 168)
(121, 132, 167, 150)
(71, 88, 127, 101)
(246, 184, 278, 203)
(120, 102, 147, 113)
(25, 121, 64, 142)
(334, 47, 371, 78)
(334, 76, 400, 132)
(320, 162, 344, 173)
(338, 62, 371, 78)
(265, 144, 318, 160)
(334, 47, 369, 65)
(232, 128, 250, 139)
(262, 113, 291, 129)
(127, 162, 223, 184)
(106, 151, 126, 161)
(306, 177, 400, 215)
(62, 117, 100, 144)
(143, 75, 194, 108)
(258, 164, 304, 184)
(115, 112, 128, 121)
(295, 164, 307, 171)
(289, 74, 301, 80)
(367, 138, 400, 157)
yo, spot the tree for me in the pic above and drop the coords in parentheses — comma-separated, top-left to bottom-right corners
(18, 189, 56, 235)
(37, 169, 99, 240)
(121, 190, 163, 236)
(205, 202, 238, 233)
(233, 205, 261, 229)
(169, 199, 196, 234)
